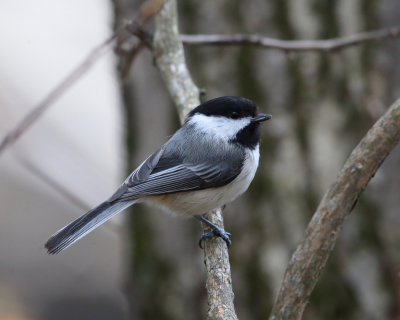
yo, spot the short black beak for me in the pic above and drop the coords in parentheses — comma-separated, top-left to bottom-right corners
(251, 113, 272, 123)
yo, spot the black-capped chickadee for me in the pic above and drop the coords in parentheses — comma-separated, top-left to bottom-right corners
(45, 96, 271, 254)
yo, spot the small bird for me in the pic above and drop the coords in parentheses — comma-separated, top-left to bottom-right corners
(45, 96, 271, 254)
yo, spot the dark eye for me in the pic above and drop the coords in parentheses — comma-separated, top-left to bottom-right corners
(231, 112, 240, 119)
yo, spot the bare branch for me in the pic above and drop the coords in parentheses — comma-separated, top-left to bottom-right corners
(181, 25, 400, 52)
(153, 1, 237, 319)
(16, 155, 121, 234)
(269, 98, 400, 319)
(0, 34, 116, 155)
(153, 0, 199, 121)
(0, 0, 166, 156)
(3, 14, 399, 157)
(119, 41, 147, 82)
(17, 156, 91, 212)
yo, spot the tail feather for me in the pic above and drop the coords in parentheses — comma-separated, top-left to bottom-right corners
(45, 200, 134, 254)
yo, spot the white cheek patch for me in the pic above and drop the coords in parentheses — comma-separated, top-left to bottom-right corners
(188, 114, 251, 140)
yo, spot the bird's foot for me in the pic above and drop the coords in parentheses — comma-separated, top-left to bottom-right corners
(195, 215, 231, 249)
(199, 228, 231, 249)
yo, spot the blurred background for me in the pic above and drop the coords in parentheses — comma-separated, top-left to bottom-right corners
(1, 0, 400, 319)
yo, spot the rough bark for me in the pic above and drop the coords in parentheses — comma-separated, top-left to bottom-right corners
(201, 209, 238, 320)
(153, 1, 238, 319)
(269, 98, 400, 319)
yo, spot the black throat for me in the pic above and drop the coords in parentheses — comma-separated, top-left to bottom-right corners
(230, 122, 261, 149)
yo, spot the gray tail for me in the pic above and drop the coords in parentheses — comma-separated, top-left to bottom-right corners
(45, 200, 134, 254)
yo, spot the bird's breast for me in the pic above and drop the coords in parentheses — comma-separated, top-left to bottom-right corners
(145, 145, 260, 216)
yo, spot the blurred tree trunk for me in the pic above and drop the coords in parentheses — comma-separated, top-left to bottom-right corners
(112, 0, 400, 319)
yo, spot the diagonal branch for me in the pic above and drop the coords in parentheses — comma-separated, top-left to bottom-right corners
(269, 98, 400, 319)
(16, 155, 121, 234)
(17, 156, 91, 212)
(0, 34, 116, 155)
(153, 1, 238, 319)
(0, 0, 165, 156)
(181, 25, 400, 52)
(3, 19, 400, 157)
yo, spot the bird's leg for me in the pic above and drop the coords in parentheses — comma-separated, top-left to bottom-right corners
(195, 215, 231, 249)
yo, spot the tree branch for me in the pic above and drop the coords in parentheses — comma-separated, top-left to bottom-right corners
(0, 34, 116, 156)
(181, 25, 400, 52)
(201, 209, 238, 320)
(153, 1, 237, 319)
(269, 98, 400, 319)
(0, 0, 165, 156)
(16, 154, 121, 234)
(153, 0, 199, 121)
(3, 18, 400, 157)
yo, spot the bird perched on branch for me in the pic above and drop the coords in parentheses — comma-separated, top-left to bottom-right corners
(45, 96, 271, 254)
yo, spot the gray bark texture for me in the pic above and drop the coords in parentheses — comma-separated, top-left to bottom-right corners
(153, 0, 199, 121)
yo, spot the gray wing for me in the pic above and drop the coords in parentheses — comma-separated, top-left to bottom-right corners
(109, 145, 244, 202)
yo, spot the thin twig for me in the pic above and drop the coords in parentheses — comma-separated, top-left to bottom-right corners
(3, 22, 400, 156)
(17, 156, 91, 212)
(153, 1, 238, 319)
(16, 155, 121, 234)
(0, 34, 116, 155)
(269, 98, 400, 319)
(0, 0, 166, 156)
(120, 41, 147, 82)
(181, 25, 400, 52)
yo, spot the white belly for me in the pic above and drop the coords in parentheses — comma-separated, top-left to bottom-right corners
(144, 146, 260, 216)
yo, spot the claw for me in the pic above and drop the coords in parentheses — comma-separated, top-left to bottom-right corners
(195, 215, 232, 249)
(198, 227, 232, 249)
